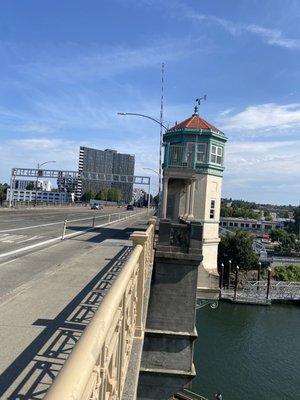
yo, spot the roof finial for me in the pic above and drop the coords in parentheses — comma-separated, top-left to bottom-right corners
(194, 95, 207, 115)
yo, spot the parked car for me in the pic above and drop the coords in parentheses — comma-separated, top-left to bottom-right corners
(126, 204, 134, 211)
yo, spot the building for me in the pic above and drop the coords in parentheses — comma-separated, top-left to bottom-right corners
(14, 180, 35, 190)
(76, 147, 135, 203)
(132, 188, 146, 206)
(220, 217, 277, 233)
(6, 189, 74, 204)
(161, 105, 227, 292)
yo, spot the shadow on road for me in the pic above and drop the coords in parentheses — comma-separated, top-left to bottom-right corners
(0, 242, 132, 399)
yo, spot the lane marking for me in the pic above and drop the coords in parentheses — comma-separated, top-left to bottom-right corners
(0, 212, 147, 260)
(0, 221, 64, 233)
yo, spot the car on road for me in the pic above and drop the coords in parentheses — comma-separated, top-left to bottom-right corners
(126, 204, 134, 211)
(91, 203, 103, 210)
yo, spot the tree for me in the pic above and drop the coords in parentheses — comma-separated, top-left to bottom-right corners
(293, 206, 300, 237)
(0, 183, 9, 204)
(81, 189, 95, 202)
(270, 228, 298, 255)
(26, 182, 34, 190)
(218, 231, 259, 271)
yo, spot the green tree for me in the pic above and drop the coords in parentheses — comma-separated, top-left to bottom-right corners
(0, 183, 9, 204)
(293, 206, 300, 237)
(81, 189, 95, 202)
(218, 231, 259, 271)
(273, 265, 300, 282)
(26, 182, 35, 190)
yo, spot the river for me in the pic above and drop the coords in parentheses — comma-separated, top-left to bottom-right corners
(192, 302, 300, 400)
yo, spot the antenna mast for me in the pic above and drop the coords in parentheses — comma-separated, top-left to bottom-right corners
(159, 62, 164, 199)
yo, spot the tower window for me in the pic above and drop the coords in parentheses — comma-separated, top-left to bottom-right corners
(210, 199, 216, 219)
(210, 145, 223, 165)
(196, 143, 207, 163)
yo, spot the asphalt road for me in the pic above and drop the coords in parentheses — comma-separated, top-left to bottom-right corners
(0, 206, 135, 259)
(0, 208, 149, 398)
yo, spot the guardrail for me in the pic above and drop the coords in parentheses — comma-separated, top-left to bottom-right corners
(44, 217, 156, 400)
(60, 210, 146, 240)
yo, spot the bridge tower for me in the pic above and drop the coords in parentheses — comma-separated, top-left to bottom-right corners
(161, 104, 227, 293)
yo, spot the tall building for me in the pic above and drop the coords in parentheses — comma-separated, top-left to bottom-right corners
(161, 106, 227, 292)
(76, 146, 135, 202)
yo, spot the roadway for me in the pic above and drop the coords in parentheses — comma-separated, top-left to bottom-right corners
(0, 207, 149, 398)
(0, 206, 132, 259)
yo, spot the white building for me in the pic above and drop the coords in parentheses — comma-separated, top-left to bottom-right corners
(220, 217, 277, 233)
(7, 189, 74, 204)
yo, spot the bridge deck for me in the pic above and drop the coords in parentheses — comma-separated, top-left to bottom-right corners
(0, 214, 148, 399)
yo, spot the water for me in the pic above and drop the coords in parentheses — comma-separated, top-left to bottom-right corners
(192, 302, 300, 400)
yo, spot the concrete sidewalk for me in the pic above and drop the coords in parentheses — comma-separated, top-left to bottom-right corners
(0, 216, 148, 399)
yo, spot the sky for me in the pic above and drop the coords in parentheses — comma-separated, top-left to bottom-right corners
(0, 0, 300, 205)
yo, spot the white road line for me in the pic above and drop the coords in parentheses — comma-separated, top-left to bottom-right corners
(0, 211, 146, 260)
(17, 235, 42, 244)
(0, 221, 64, 233)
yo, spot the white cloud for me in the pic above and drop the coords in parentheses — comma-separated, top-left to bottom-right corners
(223, 139, 300, 204)
(185, 11, 300, 50)
(219, 103, 300, 133)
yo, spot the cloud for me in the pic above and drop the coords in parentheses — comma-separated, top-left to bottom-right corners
(219, 103, 300, 133)
(0, 136, 161, 192)
(185, 12, 300, 50)
(12, 37, 202, 84)
(223, 139, 300, 204)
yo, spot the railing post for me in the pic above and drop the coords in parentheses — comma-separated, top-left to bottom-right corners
(234, 265, 239, 300)
(61, 219, 67, 240)
(220, 263, 224, 290)
(108, 213, 111, 223)
(228, 259, 232, 289)
(257, 261, 261, 291)
(92, 215, 96, 227)
(131, 231, 148, 338)
(266, 267, 271, 301)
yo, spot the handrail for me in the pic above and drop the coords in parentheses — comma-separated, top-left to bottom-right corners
(45, 217, 156, 400)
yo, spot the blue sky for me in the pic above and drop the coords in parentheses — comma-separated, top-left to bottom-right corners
(0, 0, 300, 205)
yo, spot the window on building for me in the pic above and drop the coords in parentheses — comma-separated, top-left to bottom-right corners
(210, 200, 216, 219)
(229, 222, 233, 227)
(210, 145, 223, 165)
(241, 223, 245, 227)
(245, 223, 249, 228)
(252, 224, 256, 228)
(196, 143, 207, 163)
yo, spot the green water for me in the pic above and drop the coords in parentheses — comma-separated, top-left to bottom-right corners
(192, 302, 300, 400)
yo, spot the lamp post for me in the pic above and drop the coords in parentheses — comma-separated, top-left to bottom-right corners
(35, 160, 56, 206)
(143, 168, 159, 217)
(117, 112, 168, 216)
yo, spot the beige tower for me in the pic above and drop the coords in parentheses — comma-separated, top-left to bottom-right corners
(161, 106, 227, 296)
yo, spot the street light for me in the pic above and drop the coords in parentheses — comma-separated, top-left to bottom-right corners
(117, 112, 168, 215)
(143, 167, 159, 176)
(35, 160, 56, 206)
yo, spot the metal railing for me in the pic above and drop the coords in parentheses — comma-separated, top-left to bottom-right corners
(60, 210, 146, 240)
(44, 217, 156, 400)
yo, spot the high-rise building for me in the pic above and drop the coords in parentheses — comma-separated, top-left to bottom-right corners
(76, 146, 135, 202)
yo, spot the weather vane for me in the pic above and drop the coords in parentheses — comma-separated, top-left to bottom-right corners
(194, 95, 207, 114)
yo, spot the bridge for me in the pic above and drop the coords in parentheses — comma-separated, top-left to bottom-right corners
(0, 206, 207, 399)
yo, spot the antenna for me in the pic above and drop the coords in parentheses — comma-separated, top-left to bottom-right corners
(158, 62, 164, 199)
(195, 95, 207, 106)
